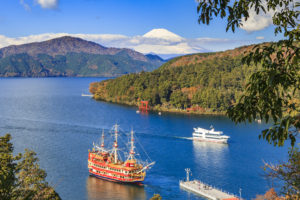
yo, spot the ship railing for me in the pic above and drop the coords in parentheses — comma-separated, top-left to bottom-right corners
(188, 180, 239, 198)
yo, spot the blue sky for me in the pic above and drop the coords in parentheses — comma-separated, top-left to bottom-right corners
(0, 0, 283, 58)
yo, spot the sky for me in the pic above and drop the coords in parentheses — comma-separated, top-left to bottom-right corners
(0, 0, 285, 58)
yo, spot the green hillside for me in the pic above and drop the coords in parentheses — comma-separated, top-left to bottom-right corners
(0, 52, 162, 77)
(90, 45, 262, 114)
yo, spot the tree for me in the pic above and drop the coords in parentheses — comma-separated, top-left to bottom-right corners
(16, 149, 61, 200)
(0, 134, 21, 200)
(263, 147, 300, 199)
(196, 0, 300, 197)
(197, 0, 299, 146)
(254, 188, 284, 200)
(0, 134, 61, 200)
(150, 194, 162, 200)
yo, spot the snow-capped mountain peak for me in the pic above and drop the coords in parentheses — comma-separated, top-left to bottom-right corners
(143, 28, 183, 41)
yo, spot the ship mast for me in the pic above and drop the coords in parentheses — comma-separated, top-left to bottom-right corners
(128, 129, 135, 160)
(101, 129, 105, 151)
(113, 124, 119, 163)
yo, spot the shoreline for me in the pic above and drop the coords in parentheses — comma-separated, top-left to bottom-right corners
(92, 96, 226, 116)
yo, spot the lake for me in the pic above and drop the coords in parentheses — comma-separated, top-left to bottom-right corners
(0, 77, 289, 200)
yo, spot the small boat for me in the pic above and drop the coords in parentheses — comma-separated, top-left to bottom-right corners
(88, 125, 155, 184)
(136, 110, 140, 114)
(81, 93, 93, 97)
(158, 112, 161, 115)
(192, 125, 229, 144)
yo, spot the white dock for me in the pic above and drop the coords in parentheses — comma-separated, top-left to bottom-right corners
(180, 168, 240, 200)
(180, 180, 239, 200)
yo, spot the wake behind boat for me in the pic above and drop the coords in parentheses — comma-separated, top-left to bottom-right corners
(192, 125, 229, 144)
(88, 124, 155, 184)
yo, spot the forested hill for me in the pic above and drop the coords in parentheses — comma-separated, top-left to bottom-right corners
(0, 36, 164, 77)
(90, 44, 262, 114)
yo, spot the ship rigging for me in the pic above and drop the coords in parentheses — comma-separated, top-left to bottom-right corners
(88, 124, 155, 184)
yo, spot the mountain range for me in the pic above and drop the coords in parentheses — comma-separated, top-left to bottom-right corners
(0, 36, 165, 77)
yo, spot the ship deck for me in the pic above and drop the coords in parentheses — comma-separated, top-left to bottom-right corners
(180, 180, 239, 200)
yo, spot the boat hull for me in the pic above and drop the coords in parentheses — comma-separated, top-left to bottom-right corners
(192, 136, 228, 144)
(192, 126, 230, 144)
(89, 170, 143, 185)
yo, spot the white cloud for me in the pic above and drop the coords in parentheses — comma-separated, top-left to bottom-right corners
(0, 29, 252, 57)
(256, 36, 264, 40)
(240, 3, 275, 32)
(132, 42, 198, 55)
(240, 0, 298, 32)
(35, 0, 58, 9)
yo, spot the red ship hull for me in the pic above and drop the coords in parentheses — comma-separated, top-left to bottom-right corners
(89, 169, 143, 185)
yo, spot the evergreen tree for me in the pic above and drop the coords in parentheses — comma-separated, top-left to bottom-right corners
(0, 134, 21, 200)
(0, 134, 61, 200)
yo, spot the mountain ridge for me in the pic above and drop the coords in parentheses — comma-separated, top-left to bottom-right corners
(0, 36, 165, 77)
(0, 36, 149, 61)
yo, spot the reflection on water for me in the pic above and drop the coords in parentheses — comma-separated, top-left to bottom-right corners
(0, 78, 289, 199)
(86, 176, 146, 200)
(192, 140, 229, 167)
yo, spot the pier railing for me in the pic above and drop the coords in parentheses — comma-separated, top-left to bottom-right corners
(180, 179, 240, 199)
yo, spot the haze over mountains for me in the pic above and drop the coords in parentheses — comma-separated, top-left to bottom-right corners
(0, 28, 244, 60)
(0, 36, 165, 77)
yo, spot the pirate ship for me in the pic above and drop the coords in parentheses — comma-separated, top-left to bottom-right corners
(88, 124, 155, 184)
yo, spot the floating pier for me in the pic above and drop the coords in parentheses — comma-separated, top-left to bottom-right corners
(180, 169, 240, 200)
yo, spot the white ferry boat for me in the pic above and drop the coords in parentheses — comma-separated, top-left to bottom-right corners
(192, 126, 229, 144)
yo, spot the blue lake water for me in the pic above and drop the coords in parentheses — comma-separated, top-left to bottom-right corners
(0, 77, 289, 200)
